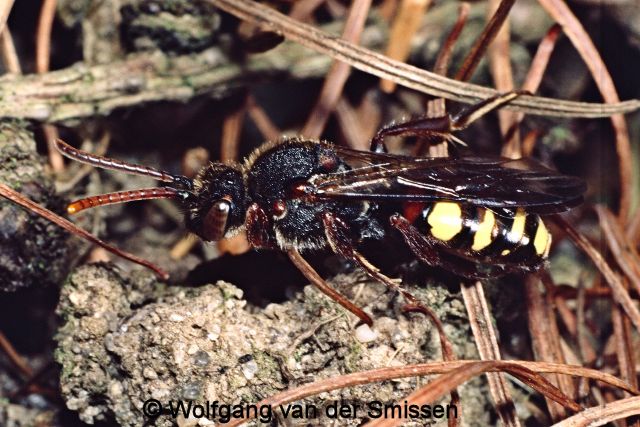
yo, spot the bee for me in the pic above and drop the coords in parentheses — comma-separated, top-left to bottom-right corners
(55, 92, 585, 325)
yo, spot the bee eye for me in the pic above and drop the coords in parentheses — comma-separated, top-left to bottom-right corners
(272, 199, 287, 219)
(202, 199, 231, 241)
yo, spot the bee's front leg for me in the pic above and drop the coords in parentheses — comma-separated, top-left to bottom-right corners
(287, 248, 373, 326)
(245, 203, 277, 249)
(322, 212, 405, 296)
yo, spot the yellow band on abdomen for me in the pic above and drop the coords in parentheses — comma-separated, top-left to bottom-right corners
(533, 217, 551, 256)
(471, 209, 495, 251)
(507, 208, 527, 244)
(428, 202, 463, 241)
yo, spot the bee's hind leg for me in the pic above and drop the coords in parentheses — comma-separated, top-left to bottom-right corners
(369, 91, 527, 154)
(369, 115, 453, 154)
(322, 212, 417, 303)
(389, 213, 514, 279)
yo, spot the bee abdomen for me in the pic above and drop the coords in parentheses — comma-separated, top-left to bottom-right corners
(413, 202, 552, 262)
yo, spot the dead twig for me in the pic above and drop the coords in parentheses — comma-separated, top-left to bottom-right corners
(504, 24, 561, 156)
(462, 281, 520, 427)
(335, 97, 370, 150)
(379, 0, 433, 93)
(0, 25, 20, 73)
(552, 215, 640, 333)
(536, 0, 633, 224)
(526, 275, 570, 420)
(289, 0, 325, 22)
(0, 183, 168, 279)
(302, 0, 371, 138)
(207, 0, 640, 118)
(220, 100, 246, 163)
(0, 329, 32, 378)
(595, 205, 640, 297)
(36, 0, 64, 172)
(0, 0, 14, 34)
(612, 300, 638, 397)
(455, 0, 515, 82)
(551, 396, 640, 427)
(223, 359, 627, 427)
(367, 362, 581, 427)
(246, 94, 281, 141)
(0, 23, 383, 122)
(486, 0, 518, 148)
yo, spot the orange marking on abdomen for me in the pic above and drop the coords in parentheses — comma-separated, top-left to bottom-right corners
(402, 201, 426, 224)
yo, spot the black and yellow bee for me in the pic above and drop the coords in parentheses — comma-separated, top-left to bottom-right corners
(56, 92, 586, 323)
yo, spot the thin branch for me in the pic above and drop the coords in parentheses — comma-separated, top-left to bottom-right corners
(551, 396, 640, 427)
(36, 0, 56, 74)
(289, 0, 325, 22)
(553, 215, 640, 332)
(505, 24, 562, 156)
(455, 0, 515, 82)
(246, 94, 281, 141)
(0, 26, 381, 122)
(0, 25, 20, 73)
(595, 205, 640, 297)
(36, 0, 64, 172)
(0, 0, 14, 35)
(302, 0, 372, 138)
(536, 0, 633, 223)
(0, 329, 32, 377)
(0, 183, 169, 280)
(526, 275, 570, 420)
(366, 361, 575, 427)
(486, 0, 518, 149)
(462, 281, 520, 427)
(627, 208, 640, 246)
(207, 0, 640, 118)
(220, 101, 246, 162)
(379, 0, 433, 93)
(223, 359, 627, 427)
(335, 97, 370, 150)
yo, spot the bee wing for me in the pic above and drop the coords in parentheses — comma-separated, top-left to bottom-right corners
(313, 147, 586, 214)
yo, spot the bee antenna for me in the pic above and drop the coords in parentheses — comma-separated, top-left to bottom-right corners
(54, 139, 193, 189)
(66, 187, 189, 215)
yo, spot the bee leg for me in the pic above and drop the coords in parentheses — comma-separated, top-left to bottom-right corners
(322, 212, 411, 298)
(369, 116, 452, 153)
(287, 249, 373, 326)
(389, 213, 512, 279)
(450, 91, 528, 130)
(245, 203, 277, 249)
(369, 91, 527, 153)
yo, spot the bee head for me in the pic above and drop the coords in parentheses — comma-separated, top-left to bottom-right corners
(183, 163, 246, 241)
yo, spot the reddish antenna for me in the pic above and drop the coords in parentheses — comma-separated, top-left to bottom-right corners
(54, 139, 190, 187)
(55, 139, 193, 214)
(0, 183, 169, 279)
(67, 187, 181, 214)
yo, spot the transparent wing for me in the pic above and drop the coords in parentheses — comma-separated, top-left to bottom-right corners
(311, 146, 586, 214)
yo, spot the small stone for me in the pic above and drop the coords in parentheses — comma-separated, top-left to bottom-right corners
(241, 360, 259, 380)
(355, 324, 378, 343)
(142, 367, 157, 380)
(207, 324, 221, 341)
(170, 313, 185, 322)
(182, 382, 201, 400)
(192, 350, 210, 367)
